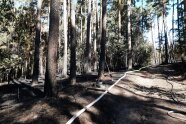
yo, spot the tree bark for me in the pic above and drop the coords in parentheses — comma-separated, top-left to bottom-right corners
(68, 0, 71, 45)
(184, 0, 186, 44)
(98, 0, 107, 80)
(84, 0, 92, 73)
(93, 0, 97, 71)
(44, 0, 59, 97)
(39, 43, 44, 76)
(118, 0, 121, 43)
(127, 0, 132, 69)
(32, 0, 43, 84)
(63, 0, 68, 77)
(151, 23, 156, 65)
(157, 16, 161, 64)
(177, 0, 181, 45)
(99, 0, 102, 45)
(70, 1, 76, 85)
(172, 1, 175, 48)
(163, 0, 169, 64)
(80, 4, 83, 44)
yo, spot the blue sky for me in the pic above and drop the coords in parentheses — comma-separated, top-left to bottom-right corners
(136, 0, 179, 48)
(14, 0, 180, 48)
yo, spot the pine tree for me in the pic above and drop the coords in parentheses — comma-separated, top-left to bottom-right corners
(127, 0, 132, 69)
(70, 0, 76, 85)
(44, 0, 59, 97)
(184, 0, 186, 44)
(163, 0, 169, 64)
(118, 0, 121, 43)
(63, 0, 68, 77)
(32, 0, 43, 84)
(98, 0, 107, 80)
(84, 0, 92, 73)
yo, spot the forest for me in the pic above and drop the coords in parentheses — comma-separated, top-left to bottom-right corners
(0, 0, 186, 124)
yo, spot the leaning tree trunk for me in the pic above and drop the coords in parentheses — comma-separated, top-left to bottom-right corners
(63, 0, 68, 77)
(70, 1, 76, 85)
(32, 0, 43, 84)
(98, 0, 107, 80)
(127, 0, 132, 69)
(44, 0, 59, 97)
(84, 0, 92, 73)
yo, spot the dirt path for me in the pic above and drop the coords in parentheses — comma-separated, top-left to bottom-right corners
(0, 63, 186, 124)
(75, 64, 186, 124)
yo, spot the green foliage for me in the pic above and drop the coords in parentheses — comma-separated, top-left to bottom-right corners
(0, 0, 37, 81)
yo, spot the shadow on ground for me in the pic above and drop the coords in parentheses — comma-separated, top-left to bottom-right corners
(0, 63, 186, 124)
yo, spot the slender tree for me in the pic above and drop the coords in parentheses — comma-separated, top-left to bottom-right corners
(99, 0, 102, 45)
(70, 0, 76, 85)
(163, 0, 169, 64)
(157, 16, 161, 64)
(80, 2, 83, 44)
(127, 0, 132, 69)
(63, 0, 68, 77)
(93, 0, 97, 71)
(32, 0, 43, 84)
(151, 22, 156, 65)
(68, 0, 71, 44)
(84, 0, 92, 73)
(118, 0, 121, 43)
(184, 0, 186, 43)
(44, 0, 59, 97)
(177, 0, 181, 44)
(98, 0, 107, 80)
(172, 1, 175, 48)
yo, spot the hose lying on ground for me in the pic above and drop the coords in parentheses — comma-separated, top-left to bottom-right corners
(166, 76, 186, 122)
(66, 66, 148, 124)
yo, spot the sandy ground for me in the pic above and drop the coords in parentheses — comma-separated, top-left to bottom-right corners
(0, 63, 186, 124)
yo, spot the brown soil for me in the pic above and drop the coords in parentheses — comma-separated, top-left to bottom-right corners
(0, 63, 186, 124)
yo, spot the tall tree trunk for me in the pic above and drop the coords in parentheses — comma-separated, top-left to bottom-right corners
(84, 0, 87, 43)
(118, 0, 121, 43)
(141, 0, 144, 34)
(157, 16, 161, 64)
(127, 0, 132, 69)
(58, 10, 62, 74)
(84, 0, 92, 73)
(39, 43, 44, 76)
(184, 0, 186, 44)
(32, 0, 43, 84)
(93, 0, 97, 71)
(98, 0, 107, 80)
(172, 1, 175, 48)
(80, 4, 83, 44)
(163, 0, 169, 64)
(99, 0, 102, 46)
(63, 0, 68, 77)
(44, 0, 59, 97)
(70, 1, 76, 85)
(177, 0, 181, 47)
(151, 23, 156, 65)
(96, 0, 98, 42)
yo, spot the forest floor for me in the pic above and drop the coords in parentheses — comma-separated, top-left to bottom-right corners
(0, 62, 186, 124)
